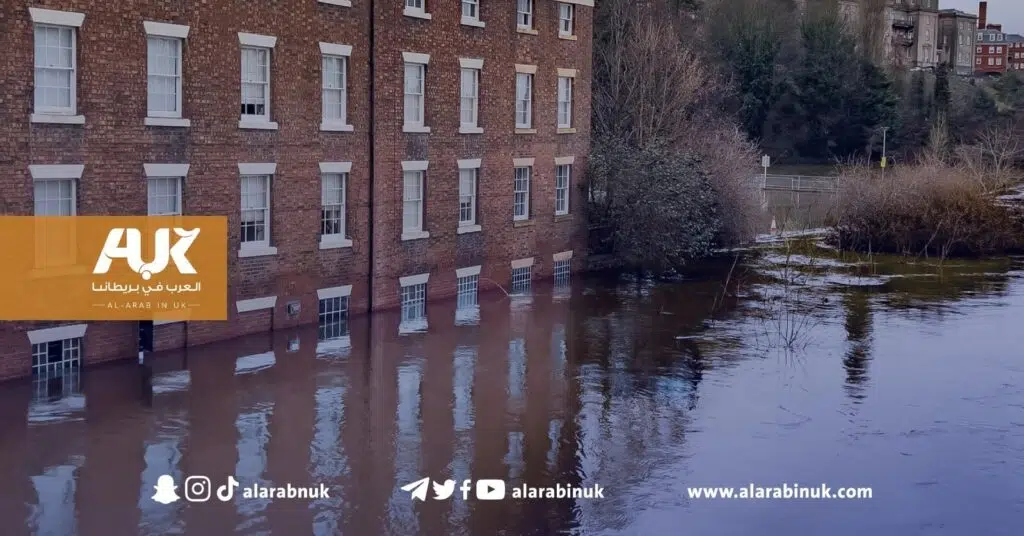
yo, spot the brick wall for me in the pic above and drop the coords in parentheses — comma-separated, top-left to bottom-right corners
(0, 0, 591, 381)
(370, 0, 591, 309)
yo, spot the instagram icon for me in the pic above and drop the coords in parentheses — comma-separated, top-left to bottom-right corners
(184, 476, 212, 503)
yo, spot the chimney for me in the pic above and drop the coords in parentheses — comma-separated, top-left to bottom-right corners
(979, 1, 987, 29)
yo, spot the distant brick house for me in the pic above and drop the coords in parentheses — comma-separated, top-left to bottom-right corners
(0, 0, 593, 381)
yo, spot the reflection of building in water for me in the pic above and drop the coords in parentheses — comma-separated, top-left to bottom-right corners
(842, 291, 874, 402)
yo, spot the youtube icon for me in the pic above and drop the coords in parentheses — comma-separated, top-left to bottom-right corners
(475, 479, 506, 500)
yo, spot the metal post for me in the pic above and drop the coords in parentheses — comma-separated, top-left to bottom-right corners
(881, 127, 888, 176)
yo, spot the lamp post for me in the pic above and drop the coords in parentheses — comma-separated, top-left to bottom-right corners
(881, 127, 889, 176)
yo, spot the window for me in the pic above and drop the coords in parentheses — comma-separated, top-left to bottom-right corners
(403, 170, 425, 233)
(405, 0, 429, 17)
(33, 25, 77, 116)
(460, 67, 480, 128)
(403, 59, 427, 130)
(459, 168, 478, 226)
(241, 46, 271, 122)
(321, 173, 346, 240)
(977, 46, 983, 53)
(557, 76, 573, 128)
(989, 46, 995, 53)
(558, 3, 574, 36)
(318, 296, 349, 341)
(400, 282, 427, 322)
(146, 37, 183, 118)
(977, 57, 982, 65)
(32, 337, 82, 384)
(517, 0, 533, 29)
(511, 265, 532, 294)
(321, 53, 348, 128)
(240, 174, 271, 246)
(997, 57, 1002, 65)
(989, 58, 995, 65)
(513, 166, 531, 220)
(462, 0, 480, 22)
(34, 179, 75, 216)
(147, 177, 182, 216)
(515, 73, 533, 128)
(457, 272, 479, 309)
(553, 258, 571, 284)
(555, 164, 570, 215)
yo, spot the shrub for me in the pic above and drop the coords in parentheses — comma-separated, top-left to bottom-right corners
(589, 138, 722, 273)
(828, 163, 1024, 258)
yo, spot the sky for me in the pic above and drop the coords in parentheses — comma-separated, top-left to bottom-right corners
(941, 0, 1023, 35)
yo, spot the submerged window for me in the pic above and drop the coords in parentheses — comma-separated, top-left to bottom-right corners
(457, 274, 479, 309)
(511, 266, 531, 294)
(318, 296, 349, 340)
(554, 259, 571, 284)
(401, 282, 427, 322)
(31, 337, 82, 400)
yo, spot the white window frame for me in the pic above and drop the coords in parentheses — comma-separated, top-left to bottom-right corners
(558, 3, 575, 37)
(30, 8, 85, 124)
(143, 22, 190, 127)
(238, 33, 278, 130)
(458, 159, 482, 233)
(557, 70, 576, 130)
(513, 158, 533, 221)
(144, 163, 190, 216)
(399, 273, 429, 329)
(456, 265, 481, 311)
(238, 163, 278, 258)
(515, 66, 536, 130)
(404, 0, 432, 19)
(318, 0, 353, 6)
(320, 161, 353, 249)
(403, 53, 431, 133)
(320, 42, 353, 132)
(402, 161, 430, 241)
(459, 60, 482, 133)
(555, 157, 574, 216)
(461, 0, 484, 27)
(517, 0, 534, 31)
(31, 165, 83, 216)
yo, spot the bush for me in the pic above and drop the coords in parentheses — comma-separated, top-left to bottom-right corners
(828, 164, 1024, 258)
(589, 138, 721, 273)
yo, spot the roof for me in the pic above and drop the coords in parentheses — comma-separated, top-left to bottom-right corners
(938, 9, 978, 19)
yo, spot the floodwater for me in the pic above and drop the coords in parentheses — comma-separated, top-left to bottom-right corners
(1, 246, 1024, 536)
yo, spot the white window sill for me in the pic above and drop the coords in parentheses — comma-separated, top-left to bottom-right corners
(154, 319, 184, 326)
(145, 117, 191, 127)
(404, 9, 432, 19)
(401, 230, 430, 241)
(31, 114, 85, 125)
(513, 218, 535, 228)
(403, 124, 431, 133)
(557, 127, 577, 134)
(459, 125, 484, 134)
(321, 122, 354, 132)
(319, 236, 353, 249)
(457, 224, 482, 235)
(515, 128, 537, 134)
(517, 27, 538, 35)
(559, 34, 578, 41)
(461, 18, 485, 28)
(239, 120, 279, 130)
(238, 245, 279, 258)
(555, 211, 570, 218)
(318, 0, 352, 5)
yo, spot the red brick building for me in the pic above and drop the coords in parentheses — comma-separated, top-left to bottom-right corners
(0, 0, 592, 381)
(975, 20, 1008, 75)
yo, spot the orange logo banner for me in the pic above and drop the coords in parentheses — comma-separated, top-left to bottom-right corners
(0, 216, 228, 321)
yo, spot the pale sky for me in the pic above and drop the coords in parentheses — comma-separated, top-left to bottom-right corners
(942, 0, 1024, 35)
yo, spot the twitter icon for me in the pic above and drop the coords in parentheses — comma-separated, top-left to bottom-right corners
(432, 479, 456, 500)
(401, 477, 457, 501)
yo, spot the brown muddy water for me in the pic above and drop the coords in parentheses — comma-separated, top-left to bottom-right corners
(1, 247, 1023, 536)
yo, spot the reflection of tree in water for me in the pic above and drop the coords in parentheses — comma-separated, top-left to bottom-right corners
(841, 290, 873, 403)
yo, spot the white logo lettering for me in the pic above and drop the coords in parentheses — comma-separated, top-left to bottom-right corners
(93, 228, 200, 280)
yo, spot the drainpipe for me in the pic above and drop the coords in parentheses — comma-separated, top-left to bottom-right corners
(367, 0, 377, 315)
